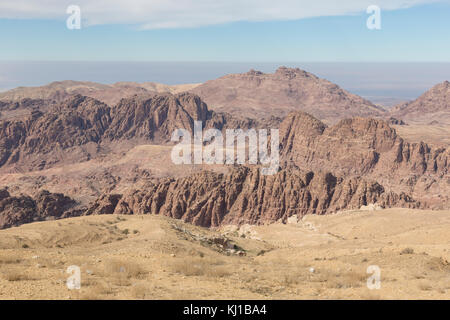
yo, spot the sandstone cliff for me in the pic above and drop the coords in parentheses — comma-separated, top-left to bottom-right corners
(0, 93, 262, 171)
(280, 111, 449, 207)
(84, 167, 420, 227)
(0, 188, 80, 229)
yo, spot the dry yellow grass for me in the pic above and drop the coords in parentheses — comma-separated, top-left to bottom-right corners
(131, 284, 150, 299)
(393, 124, 450, 146)
(103, 259, 147, 279)
(0, 254, 22, 264)
(0, 209, 448, 300)
(2, 269, 37, 282)
(170, 257, 230, 278)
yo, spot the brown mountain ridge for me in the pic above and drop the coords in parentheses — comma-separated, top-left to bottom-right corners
(0, 71, 448, 229)
(191, 66, 386, 124)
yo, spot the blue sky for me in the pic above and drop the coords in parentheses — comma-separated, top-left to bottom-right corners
(0, 0, 449, 62)
(0, 0, 449, 105)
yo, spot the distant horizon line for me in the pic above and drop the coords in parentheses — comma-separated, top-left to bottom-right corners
(2, 60, 450, 64)
(1, 61, 448, 106)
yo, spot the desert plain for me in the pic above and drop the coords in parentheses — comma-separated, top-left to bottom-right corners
(0, 208, 448, 300)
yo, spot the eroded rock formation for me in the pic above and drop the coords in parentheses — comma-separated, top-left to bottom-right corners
(0, 188, 80, 229)
(83, 167, 420, 227)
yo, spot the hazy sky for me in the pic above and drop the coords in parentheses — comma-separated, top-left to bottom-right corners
(0, 0, 449, 61)
(0, 1, 449, 105)
(1, 61, 449, 107)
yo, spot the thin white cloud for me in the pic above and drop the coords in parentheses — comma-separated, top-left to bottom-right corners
(0, 0, 445, 29)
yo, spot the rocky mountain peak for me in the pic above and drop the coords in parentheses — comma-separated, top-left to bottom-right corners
(245, 69, 264, 76)
(274, 66, 317, 80)
(191, 66, 385, 123)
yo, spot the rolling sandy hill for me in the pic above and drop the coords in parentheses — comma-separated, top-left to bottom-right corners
(390, 81, 450, 125)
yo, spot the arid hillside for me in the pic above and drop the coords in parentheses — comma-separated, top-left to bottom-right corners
(0, 93, 263, 172)
(191, 67, 386, 124)
(390, 81, 450, 125)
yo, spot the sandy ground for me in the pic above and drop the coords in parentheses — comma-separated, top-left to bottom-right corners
(0, 144, 229, 206)
(393, 124, 450, 147)
(0, 208, 449, 300)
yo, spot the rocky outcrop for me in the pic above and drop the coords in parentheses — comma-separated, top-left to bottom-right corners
(191, 66, 386, 123)
(84, 167, 420, 228)
(0, 95, 111, 170)
(280, 112, 450, 207)
(388, 117, 406, 125)
(0, 98, 49, 113)
(84, 194, 122, 216)
(104, 93, 208, 142)
(0, 188, 80, 229)
(0, 93, 278, 171)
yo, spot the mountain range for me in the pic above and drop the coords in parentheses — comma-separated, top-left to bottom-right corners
(0, 67, 448, 229)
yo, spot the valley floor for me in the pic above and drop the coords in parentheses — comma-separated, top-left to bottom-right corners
(0, 208, 449, 300)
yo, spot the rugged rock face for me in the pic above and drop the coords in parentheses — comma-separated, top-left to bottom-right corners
(191, 67, 386, 124)
(0, 98, 48, 113)
(390, 81, 450, 125)
(0, 95, 111, 170)
(0, 188, 80, 229)
(388, 117, 406, 125)
(83, 167, 420, 228)
(84, 194, 123, 216)
(280, 112, 449, 206)
(104, 93, 208, 142)
(0, 93, 262, 171)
